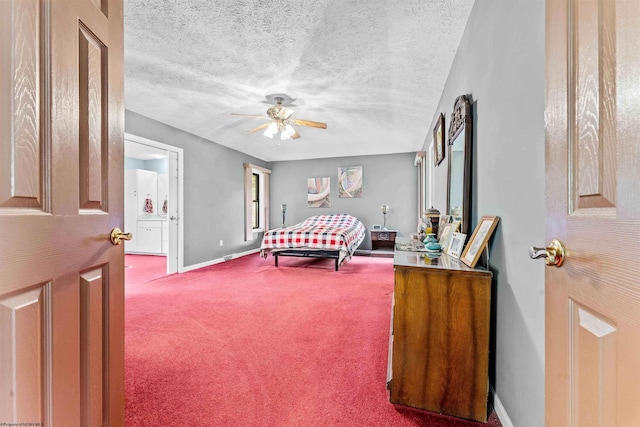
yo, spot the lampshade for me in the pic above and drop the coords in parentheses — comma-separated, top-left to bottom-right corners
(279, 124, 294, 140)
(263, 122, 278, 138)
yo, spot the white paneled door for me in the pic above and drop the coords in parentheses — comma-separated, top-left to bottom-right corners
(0, 0, 125, 425)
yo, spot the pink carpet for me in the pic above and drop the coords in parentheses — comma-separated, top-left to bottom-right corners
(125, 254, 168, 285)
(125, 254, 501, 426)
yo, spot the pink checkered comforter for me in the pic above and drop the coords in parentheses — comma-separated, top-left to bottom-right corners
(260, 214, 366, 265)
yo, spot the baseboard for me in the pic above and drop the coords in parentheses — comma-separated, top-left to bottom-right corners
(493, 391, 514, 427)
(182, 248, 261, 272)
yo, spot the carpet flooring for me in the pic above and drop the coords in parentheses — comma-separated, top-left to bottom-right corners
(125, 254, 168, 285)
(125, 253, 501, 426)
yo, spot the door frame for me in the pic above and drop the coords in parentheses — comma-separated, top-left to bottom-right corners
(124, 133, 185, 274)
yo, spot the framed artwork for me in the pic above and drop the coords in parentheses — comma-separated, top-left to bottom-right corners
(433, 113, 445, 166)
(308, 177, 331, 207)
(445, 232, 466, 258)
(461, 216, 500, 268)
(437, 215, 451, 239)
(450, 220, 461, 235)
(438, 219, 460, 249)
(439, 224, 452, 248)
(338, 166, 363, 198)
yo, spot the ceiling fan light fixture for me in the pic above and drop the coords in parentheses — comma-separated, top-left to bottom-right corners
(263, 122, 278, 138)
(281, 124, 296, 140)
(233, 94, 326, 141)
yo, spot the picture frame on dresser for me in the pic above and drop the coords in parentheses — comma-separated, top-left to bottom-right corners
(445, 232, 466, 258)
(461, 216, 500, 268)
(439, 224, 453, 246)
(439, 219, 460, 248)
(437, 215, 451, 239)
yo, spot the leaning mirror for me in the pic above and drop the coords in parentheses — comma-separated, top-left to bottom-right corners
(447, 95, 472, 235)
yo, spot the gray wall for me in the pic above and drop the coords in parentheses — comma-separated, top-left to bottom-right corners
(125, 110, 270, 266)
(269, 153, 417, 250)
(125, 110, 417, 262)
(425, 0, 545, 425)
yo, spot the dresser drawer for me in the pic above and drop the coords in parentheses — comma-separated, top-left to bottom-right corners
(372, 230, 397, 241)
(376, 231, 396, 241)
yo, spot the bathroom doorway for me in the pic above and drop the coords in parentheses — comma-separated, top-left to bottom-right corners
(124, 133, 184, 275)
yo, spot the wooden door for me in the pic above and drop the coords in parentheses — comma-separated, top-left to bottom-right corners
(0, 0, 124, 425)
(545, 0, 640, 425)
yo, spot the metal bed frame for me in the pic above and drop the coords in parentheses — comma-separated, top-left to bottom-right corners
(272, 249, 342, 271)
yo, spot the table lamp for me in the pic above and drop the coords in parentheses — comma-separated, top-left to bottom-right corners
(381, 205, 390, 230)
(281, 204, 287, 228)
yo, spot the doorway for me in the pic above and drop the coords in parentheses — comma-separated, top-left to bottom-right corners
(124, 133, 184, 275)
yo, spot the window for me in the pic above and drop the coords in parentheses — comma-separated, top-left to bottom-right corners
(244, 163, 271, 241)
(252, 172, 260, 229)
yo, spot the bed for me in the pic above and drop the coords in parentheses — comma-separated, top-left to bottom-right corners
(260, 214, 366, 271)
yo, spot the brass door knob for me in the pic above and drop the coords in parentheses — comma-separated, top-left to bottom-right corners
(110, 228, 132, 245)
(529, 239, 565, 267)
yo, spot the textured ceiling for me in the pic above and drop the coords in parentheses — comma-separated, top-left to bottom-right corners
(124, 0, 475, 162)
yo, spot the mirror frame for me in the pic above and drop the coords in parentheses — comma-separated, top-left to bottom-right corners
(446, 94, 472, 235)
(414, 151, 427, 222)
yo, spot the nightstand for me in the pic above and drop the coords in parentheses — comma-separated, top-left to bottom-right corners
(371, 229, 397, 257)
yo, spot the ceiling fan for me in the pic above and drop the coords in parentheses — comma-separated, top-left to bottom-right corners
(232, 96, 327, 140)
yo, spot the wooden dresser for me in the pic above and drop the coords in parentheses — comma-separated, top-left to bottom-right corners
(387, 240, 493, 422)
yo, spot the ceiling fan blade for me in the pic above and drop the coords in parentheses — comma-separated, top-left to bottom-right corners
(247, 123, 271, 134)
(277, 106, 295, 120)
(291, 119, 327, 129)
(231, 113, 267, 119)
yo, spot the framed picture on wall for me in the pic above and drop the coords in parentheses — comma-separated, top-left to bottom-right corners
(308, 177, 331, 208)
(433, 113, 445, 166)
(338, 166, 363, 198)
